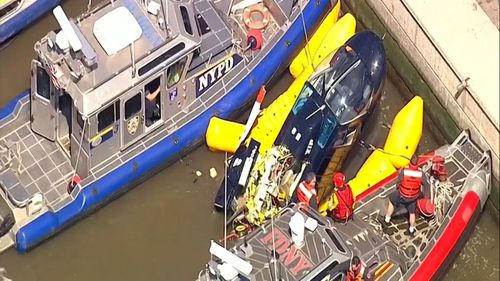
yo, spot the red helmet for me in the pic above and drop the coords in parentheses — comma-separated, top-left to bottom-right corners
(333, 172, 345, 187)
(430, 155, 447, 179)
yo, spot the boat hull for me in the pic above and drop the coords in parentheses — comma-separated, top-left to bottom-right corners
(352, 132, 491, 280)
(410, 191, 481, 280)
(0, 0, 60, 44)
(197, 131, 491, 281)
(9, 0, 335, 253)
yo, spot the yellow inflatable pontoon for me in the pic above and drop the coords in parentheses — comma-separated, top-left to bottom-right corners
(289, 2, 341, 78)
(319, 96, 424, 214)
(205, 12, 356, 153)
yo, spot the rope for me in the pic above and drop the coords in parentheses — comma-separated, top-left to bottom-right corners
(270, 215, 278, 281)
(364, 143, 411, 162)
(224, 151, 228, 249)
(70, 117, 88, 187)
(433, 180, 454, 222)
(299, 2, 313, 68)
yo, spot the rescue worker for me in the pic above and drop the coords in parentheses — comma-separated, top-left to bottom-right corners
(145, 84, 161, 127)
(331, 172, 355, 222)
(347, 256, 365, 281)
(296, 172, 318, 210)
(379, 155, 429, 236)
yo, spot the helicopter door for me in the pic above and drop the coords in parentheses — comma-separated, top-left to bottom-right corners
(30, 60, 56, 141)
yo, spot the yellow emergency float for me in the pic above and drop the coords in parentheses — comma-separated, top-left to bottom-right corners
(288, 2, 341, 78)
(205, 12, 356, 153)
(319, 96, 424, 214)
(206, 118, 245, 153)
(383, 96, 424, 168)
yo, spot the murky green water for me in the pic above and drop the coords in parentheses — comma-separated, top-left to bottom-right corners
(0, 1, 498, 280)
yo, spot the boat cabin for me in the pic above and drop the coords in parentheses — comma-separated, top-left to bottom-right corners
(31, 0, 202, 178)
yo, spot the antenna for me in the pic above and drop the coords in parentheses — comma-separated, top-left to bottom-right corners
(162, 0, 169, 32)
(53, 6, 82, 52)
(130, 42, 136, 78)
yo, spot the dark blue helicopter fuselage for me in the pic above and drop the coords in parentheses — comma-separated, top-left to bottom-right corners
(215, 31, 386, 210)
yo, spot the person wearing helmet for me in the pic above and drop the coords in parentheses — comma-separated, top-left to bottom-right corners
(379, 155, 429, 236)
(330, 172, 355, 222)
(296, 172, 318, 210)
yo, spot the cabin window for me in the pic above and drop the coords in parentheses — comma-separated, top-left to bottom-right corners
(125, 93, 142, 119)
(167, 57, 187, 87)
(317, 117, 336, 149)
(311, 73, 325, 94)
(145, 77, 162, 127)
(115, 100, 120, 121)
(292, 82, 316, 115)
(325, 60, 371, 124)
(325, 229, 346, 253)
(311, 261, 340, 281)
(138, 43, 185, 76)
(36, 66, 51, 100)
(180, 6, 193, 35)
(332, 126, 348, 147)
(76, 111, 84, 129)
(97, 104, 115, 132)
(195, 14, 211, 35)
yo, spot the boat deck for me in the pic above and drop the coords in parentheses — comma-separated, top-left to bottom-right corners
(198, 132, 490, 280)
(340, 131, 490, 276)
(0, 0, 287, 213)
(0, 99, 72, 210)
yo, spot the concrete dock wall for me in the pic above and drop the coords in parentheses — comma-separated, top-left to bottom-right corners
(343, 0, 499, 211)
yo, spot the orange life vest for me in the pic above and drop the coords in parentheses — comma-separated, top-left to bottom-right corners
(333, 184, 354, 220)
(297, 181, 317, 206)
(347, 263, 365, 281)
(399, 165, 423, 199)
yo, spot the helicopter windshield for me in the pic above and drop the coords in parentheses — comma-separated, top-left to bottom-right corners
(307, 46, 372, 124)
(323, 59, 372, 124)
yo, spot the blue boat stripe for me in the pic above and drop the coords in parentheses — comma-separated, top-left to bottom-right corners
(0, 0, 61, 44)
(0, 91, 29, 121)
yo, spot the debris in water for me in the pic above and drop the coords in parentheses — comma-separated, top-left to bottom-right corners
(210, 167, 217, 178)
(195, 170, 202, 177)
(0, 268, 12, 281)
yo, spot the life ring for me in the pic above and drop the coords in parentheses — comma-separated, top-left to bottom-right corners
(67, 175, 81, 194)
(243, 3, 270, 30)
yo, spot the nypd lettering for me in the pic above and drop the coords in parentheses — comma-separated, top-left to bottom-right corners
(195, 54, 242, 96)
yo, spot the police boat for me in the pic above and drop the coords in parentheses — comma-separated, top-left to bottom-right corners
(213, 31, 387, 221)
(0, 0, 61, 45)
(0, 0, 340, 253)
(197, 131, 492, 281)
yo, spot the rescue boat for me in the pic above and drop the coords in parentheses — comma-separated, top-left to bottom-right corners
(213, 30, 387, 221)
(0, 0, 340, 253)
(197, 130, 492, 281)
(0, 0, 61, 45)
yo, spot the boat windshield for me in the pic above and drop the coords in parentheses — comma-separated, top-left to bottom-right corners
(36, 65, 51, 100)
(323, 60, 372, 123)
